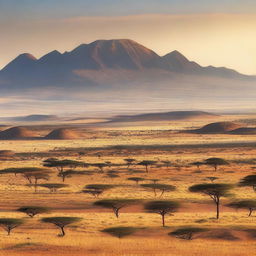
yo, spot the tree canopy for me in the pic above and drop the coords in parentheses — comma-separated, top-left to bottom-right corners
(94, 199, 138, 218)
(227, 200, 256, 216)
(41, 217, 82, 236)
(189, 183, 233, 219)
(239, 175, 256, 192)
(0, 218, 24, 235)
(144, 200, 180, 227)
(17, 206, 50, 217)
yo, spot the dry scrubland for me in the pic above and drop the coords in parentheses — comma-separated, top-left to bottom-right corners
(0, 118, 256, 255)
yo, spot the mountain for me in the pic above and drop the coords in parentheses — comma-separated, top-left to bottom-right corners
(63, 39, 160, 70)
(0, 39, 256, 115)
(162, 50, 201, 72)
(12, 115, 59, 122)
(0, 39, 252, 90)
(110, 111, 219, 123)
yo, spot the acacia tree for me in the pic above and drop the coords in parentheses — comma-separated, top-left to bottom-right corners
(91, 163, 108, 173)
(94, 199, 138, 218)
(239, 175, 256, 192)
(137, 160, 157, 173)
(161, 160, 172, 169)
(141, 184, 176, 197)
(0, 167, 48, 178)
(124, 159, 136, 169)
(204, 158, 228, 172)
(144, 200, 180, 227)
(227, 200, 256, 217)
(58, 170, 89, 182)
(82, 184, 114, 198)
(191, 161, 204, 171)
(0, 218, 24, 235)
(43, 159, 86, 174)
(38, 183, 69, 193)
(127, 177, 145, 185)
(24, 172, 51, 192)
(17, 206, 50, 218)
(189, 183, 233, 219)
(41, 217, 82, 236)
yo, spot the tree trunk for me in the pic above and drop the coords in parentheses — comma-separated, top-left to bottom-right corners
(145, 165, 148, 173)
(216, 198, 220, 219)
(161, 213, 165, 227)
(159, 190, 165, 197)
(34, 179, 38, 192)
(60, 226, 65, 236)
(114, 208, 119, 218)
(248, 208, 253, 217)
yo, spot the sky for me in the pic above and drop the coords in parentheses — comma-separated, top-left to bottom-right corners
(0, 0, 256, 74)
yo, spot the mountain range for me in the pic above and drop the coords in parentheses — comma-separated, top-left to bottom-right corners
(0, 39, 255, 115)
(0, 39, 253, 90)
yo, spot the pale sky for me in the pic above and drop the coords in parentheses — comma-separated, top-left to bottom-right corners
(0, 0, 256, 74)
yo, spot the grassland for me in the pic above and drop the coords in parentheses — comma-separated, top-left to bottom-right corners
(0, 117, 255, 255)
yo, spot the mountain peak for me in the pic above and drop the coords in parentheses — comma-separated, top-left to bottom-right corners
(2, 53, 37, 73)
(68, 38, 160, 70)
(38, 50, 62, 64)
(162, 50, 201, 72)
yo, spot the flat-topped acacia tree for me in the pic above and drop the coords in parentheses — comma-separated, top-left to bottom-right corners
(101, 226, 139, 239)
(227, 200, 256, 217)
(144, 200, 180, 227)
(41, 217, 82, 236)
(24, 172, 51, 192)
(161, 160, 172, 169)
(124, 158, 136, 169)
(91, 163, 108, 173)
(94, 199, 138, 218)
(191, 161, 204, 170)
(17, 206, 50, 218)
(58, 169, 90, 182)
(137, 160, 157, 173)
(43, 159, 86, 174)
(239, 175, 256, 192)
(127, 177, 145, 185)
(0, 218, 24, 235)
(189, 183, 233, 219)
(141, 184, 176, 197)
(0, 167, 48, 177)
(38, 183, 69, 193)
(204, 158, 228, 172)
(82, 184, 115, 198)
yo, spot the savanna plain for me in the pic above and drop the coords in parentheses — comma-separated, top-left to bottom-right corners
(0, 115, 255, 256)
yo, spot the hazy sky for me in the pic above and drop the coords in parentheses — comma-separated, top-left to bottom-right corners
(0, 0, 256, 74)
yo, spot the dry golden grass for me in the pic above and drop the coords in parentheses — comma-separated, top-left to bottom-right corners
(0, 118, 255, 255)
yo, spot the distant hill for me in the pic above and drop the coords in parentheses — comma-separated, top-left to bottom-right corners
(110, 111, 219, 123)
(0, 126, 37, 140)
(44, 128, 80, 140)
(190, 122, 242, 134)
(229, 127, 256, 135)
(12, 115, 58, 122)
